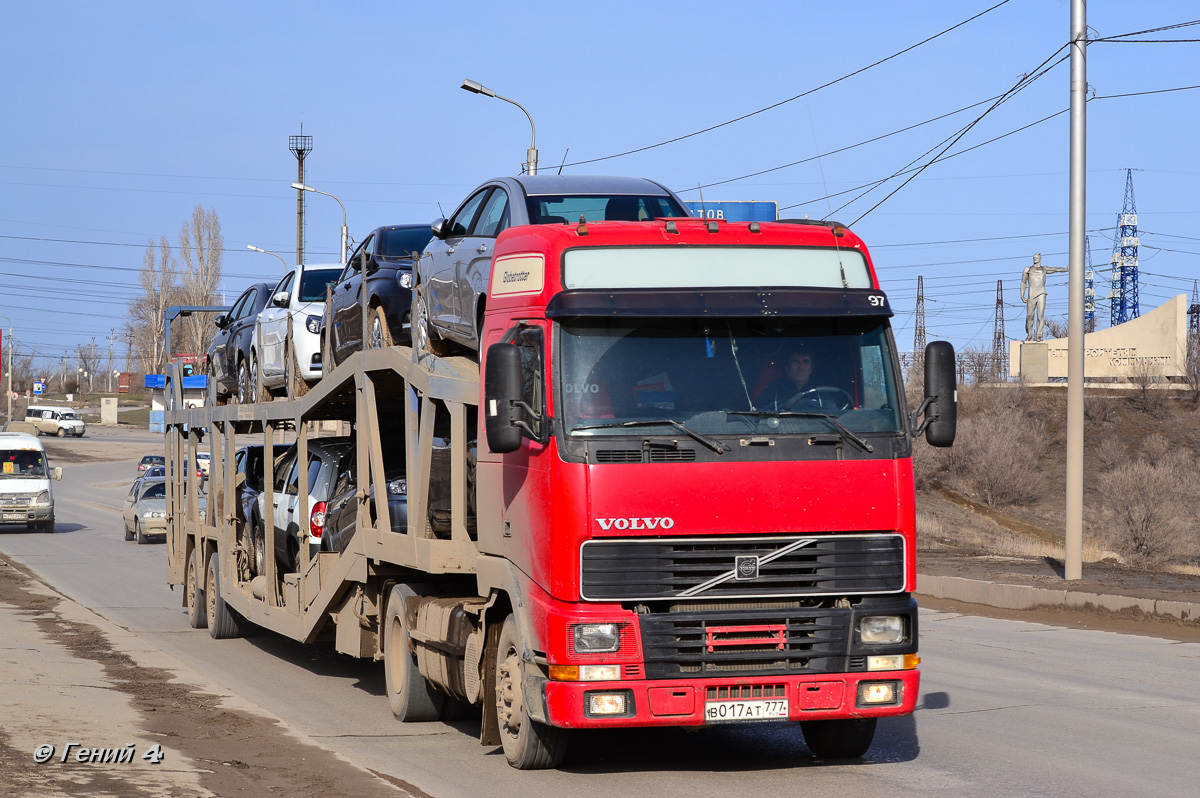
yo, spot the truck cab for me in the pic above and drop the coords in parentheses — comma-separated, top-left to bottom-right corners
(0, 431, 63, 532)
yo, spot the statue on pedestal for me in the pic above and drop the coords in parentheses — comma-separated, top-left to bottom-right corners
(1020, 253, 1069, 342)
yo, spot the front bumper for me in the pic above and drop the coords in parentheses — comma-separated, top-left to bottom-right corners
(542, 669, 919, 729)
(0, 506, 53, 523)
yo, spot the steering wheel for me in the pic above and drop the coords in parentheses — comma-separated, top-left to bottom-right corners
(783, 386, 855, 413)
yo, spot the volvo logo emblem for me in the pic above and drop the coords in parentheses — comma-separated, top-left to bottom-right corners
(734, 555, 759, 581)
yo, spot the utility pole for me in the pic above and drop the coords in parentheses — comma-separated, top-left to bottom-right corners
(992, 280, 1005, 381)
(1065, 0, 1087, 581)
(108, 329, 114, 394)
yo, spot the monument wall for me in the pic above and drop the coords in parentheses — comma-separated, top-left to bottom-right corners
(1008, 294, 1187, 379)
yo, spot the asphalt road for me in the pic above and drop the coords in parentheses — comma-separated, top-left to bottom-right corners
(2, 447, 1199, 797)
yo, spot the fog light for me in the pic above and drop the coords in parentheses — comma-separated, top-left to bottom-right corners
(579, 664, 621, 681)
(572, 623, 622, 653)
(306, 315, 322, 334)
(859, 615, 904, 644)
(867, 655, 903, 671)
(587, 693, 627, 715)
(857, 681, 900, 706)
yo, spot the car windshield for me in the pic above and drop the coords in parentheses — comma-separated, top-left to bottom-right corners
(525, 194, 686, 225)
(299, 269, 342, 302)
(558, 317, 904, 438)
(380, 228, 434, 259)
(140, 482, 166, 500)
(60, 411, 79, 420)
(1, 451, 47, 478)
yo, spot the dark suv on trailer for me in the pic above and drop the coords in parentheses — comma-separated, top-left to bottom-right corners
(325, 224, 434, 368)
(206, 282, 272, 404)
(414, 175, 690, 355)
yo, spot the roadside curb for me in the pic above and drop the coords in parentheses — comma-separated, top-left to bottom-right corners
(916, 572, 1200, 622)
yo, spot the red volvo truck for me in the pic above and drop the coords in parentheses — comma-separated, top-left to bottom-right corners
(165, 213, 956, 771)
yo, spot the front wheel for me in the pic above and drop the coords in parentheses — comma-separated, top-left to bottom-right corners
(413, 284, 450, 357)
(800, 717, 878, 759)
(136, 520, 148, 545)
(383, 584, 444, 721)
(370, 306, 394, 350)
(495, 613, 568, 769)
(57, 427, 66, 438)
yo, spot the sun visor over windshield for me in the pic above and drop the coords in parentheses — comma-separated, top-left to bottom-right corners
(545, 287, 893, 319)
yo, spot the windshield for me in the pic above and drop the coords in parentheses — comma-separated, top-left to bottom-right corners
(526, 194, 686, 225)
(299, 269, 341, 302)
(140, 482, 166, 500)
(380, 227, 434, 259)
(60, 411, 79, 420)
(1, 450, 47, 478)
(558, 317, 904, 438)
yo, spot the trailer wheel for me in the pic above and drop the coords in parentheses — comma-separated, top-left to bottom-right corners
(207, 551, 245, 639)
(383, 584, 444, 721)
(800, 717, 878, 759)
(494, 614, 568, 769)
(185, 548, 207, 629)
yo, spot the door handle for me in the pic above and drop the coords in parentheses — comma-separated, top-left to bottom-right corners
(446, 247, 456, 255)
(476, 244, 489, 253)
(272, 501, 279, 508)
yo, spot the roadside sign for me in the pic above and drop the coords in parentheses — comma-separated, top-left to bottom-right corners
(33, 381, 45, 395)
(685, 201, 777, 222)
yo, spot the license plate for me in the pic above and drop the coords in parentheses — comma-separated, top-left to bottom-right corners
(704, 698, 789, 723)
(3, 512, 26, 521)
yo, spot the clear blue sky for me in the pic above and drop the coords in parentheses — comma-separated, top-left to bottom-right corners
(2, 0, 1197, 368)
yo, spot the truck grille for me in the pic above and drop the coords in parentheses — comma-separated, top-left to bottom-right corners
(0, 495, 35, 507)
(640, 605, 850, 678)
(580, 534, 904, 601)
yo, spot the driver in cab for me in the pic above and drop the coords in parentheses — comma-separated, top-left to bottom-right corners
(757, 342, 846, 413)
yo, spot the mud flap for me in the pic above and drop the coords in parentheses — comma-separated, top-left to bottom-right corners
(480, 616, 502, 746)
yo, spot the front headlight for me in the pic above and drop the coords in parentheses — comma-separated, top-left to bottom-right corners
(306, 315, 322, 334)
(398, 271, 414, 289)
(35, 490, 50, 505)
(571, 623, 623, 654)
(859, 615, 905, 645)
(387, 478, 407, 495)
(143, 510, 165, 519)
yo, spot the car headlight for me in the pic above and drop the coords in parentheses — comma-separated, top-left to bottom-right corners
(35, 490, 50, 505)
(387, 478, 407, 495)
(306, 315, 322, 334)
(398, 271, 414, 289)
(859, 615, 905, 645)
(571, 623, 623, 654)
(143, 511, 165, 519)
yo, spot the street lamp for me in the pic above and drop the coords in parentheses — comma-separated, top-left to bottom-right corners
(0, 314, 11, 425)
(247, 244, 290, 270)
(291, 183, 348, 263)
(461, 79, 538, 176)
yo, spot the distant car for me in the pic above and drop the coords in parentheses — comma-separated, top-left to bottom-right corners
(206, 282, 272, 404)
(254, 263, 343, 397)
(254, 436, 353, 573)
(122, 476, 205, 544)
(325, 225, 433, 368)
(25, 406, 86, 437)
(414, 175, 690, 354)
(143, 465, 166, 479)
(137, 454, 165, 472)
(195, 451, 211, 478)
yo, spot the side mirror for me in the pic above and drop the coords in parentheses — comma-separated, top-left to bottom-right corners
(484, 344, 524, 454)
(272, 291, 290, 308)
(922, 341, 957, 447)
(431, 218, 450, 239)
(53, 467, 63, 481)
(214, 314, 228, 329)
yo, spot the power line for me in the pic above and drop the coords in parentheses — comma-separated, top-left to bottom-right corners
(560, 0, 1015, 168)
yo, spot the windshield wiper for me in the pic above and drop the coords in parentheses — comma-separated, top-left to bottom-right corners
(726, 410, 874, 453)
(571, 419, 727, 454)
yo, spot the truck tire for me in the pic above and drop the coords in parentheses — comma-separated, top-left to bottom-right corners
(383, 584, 444, 721)
(207, 551, 246, 639)
(800, 717, 878, 759)
(43, 519, 54, 534)
(414, 284, 451, 358)
(494, 614, 568, 769)
(186, 548, 207, 629)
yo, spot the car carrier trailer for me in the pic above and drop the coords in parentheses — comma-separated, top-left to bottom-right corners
(163, 215, 957, 770)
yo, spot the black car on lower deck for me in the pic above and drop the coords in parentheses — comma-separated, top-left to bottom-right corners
(206, 282, 272, 404)
(233, 443, 284, 578)
(325, 224, 433, 369)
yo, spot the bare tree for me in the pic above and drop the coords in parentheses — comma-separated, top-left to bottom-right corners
(176, 206, 224, 360)
(1128, 353, 1167, 415)
(127, 237, 179, 374)
(1043, 316, 1068, 340)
